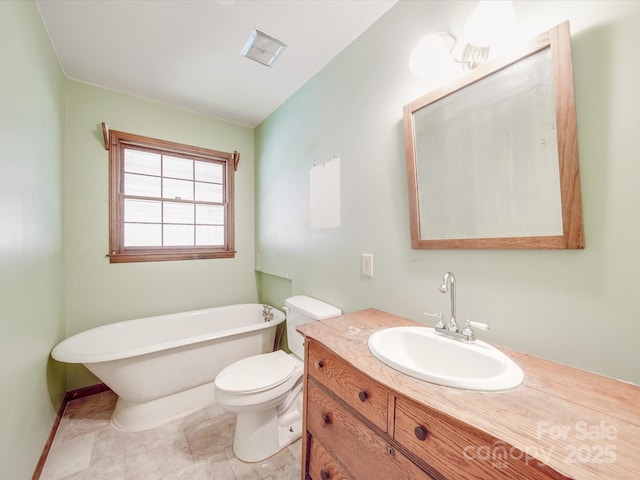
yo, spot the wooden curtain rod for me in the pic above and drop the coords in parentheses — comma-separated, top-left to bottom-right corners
(101, 122, 239, 171)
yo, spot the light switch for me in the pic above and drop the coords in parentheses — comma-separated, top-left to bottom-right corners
(361, 254, 374, 278)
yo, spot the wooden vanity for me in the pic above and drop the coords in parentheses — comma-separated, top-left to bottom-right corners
(297, 309, 640, 480)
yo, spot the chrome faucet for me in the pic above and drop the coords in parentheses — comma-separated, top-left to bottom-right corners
(439, 272, 458, 332)
(424, 272, 490, 343)
(262, 305, 274, 322)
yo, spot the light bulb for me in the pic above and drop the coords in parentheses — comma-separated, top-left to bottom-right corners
(408, 33, 458, 83)
(463, 1, 516, 48)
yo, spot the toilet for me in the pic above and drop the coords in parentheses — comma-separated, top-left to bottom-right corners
(214, 295, 341, 463)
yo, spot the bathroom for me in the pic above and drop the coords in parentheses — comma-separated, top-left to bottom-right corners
(2, 0, 639, 478)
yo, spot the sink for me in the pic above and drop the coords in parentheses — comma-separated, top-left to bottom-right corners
(368, 326, 523, 391)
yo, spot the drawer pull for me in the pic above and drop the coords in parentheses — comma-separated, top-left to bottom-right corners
(321, 413, 332, 426)
(320, 470, 331, 480)
(358, 390, 368, 402)
(386, 445, 395, 457)
(314, 360, 324, 370)
(414, 425, 428, 441)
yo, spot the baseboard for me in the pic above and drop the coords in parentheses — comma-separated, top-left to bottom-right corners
(32, 384, 110, 480)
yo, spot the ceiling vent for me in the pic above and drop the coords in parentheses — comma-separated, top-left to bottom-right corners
(241, 29, 287, 67)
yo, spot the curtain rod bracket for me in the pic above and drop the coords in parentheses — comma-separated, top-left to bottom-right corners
(102, 122, 110, 150)
(233, 150, 240, 171)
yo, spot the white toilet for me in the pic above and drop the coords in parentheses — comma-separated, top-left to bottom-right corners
(214, 295, 341, 463)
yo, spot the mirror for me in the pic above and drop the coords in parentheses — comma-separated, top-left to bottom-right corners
(403, 22, 584, 249)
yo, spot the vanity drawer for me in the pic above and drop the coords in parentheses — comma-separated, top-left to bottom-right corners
(394, 396, 565, 480)
(307, 380, 432, 479)
(307, 341, 388, 431)
(307, 435, 353, 480)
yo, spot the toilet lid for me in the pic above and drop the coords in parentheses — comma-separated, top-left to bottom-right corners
(215, 350, 299, 394)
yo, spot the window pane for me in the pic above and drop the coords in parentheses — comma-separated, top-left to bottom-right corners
(125, 173, 161, 198)
(195, 182, 222, 202)
(125, 149, 161, 176)
(125, 223, 161, 246)
(163, 201, 194, 224)
(164, 224, 194, 246)
(196, 204, 224, 225)
(195, 161, 222, 183)
(196, 225, 224, 246)
(163, 178, 193, 201)
(125, 199, 161, 223)
(163, 155, 193, 180)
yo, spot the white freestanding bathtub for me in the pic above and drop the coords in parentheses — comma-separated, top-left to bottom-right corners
(51, 304, 285, 431)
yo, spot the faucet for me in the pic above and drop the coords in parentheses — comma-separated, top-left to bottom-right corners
(439, 272, 458, 332)
(424, 272, 490, 343)
(262, 305, 274, 322)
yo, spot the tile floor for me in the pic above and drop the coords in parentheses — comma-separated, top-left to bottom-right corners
(39, 390, 302, 480)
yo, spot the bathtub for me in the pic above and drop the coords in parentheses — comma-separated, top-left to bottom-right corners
(51, 303, 285, 431)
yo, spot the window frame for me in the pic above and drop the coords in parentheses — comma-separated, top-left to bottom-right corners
(107, 130, 238, 263)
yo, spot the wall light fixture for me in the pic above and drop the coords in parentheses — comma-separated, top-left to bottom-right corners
(409, 1, 516, 82)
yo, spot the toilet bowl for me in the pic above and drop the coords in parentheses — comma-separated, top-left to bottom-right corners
(214, 295, 341, 463)
(215, 350, 304, 462)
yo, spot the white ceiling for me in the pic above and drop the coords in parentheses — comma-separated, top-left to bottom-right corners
(36, 0, 397, 127)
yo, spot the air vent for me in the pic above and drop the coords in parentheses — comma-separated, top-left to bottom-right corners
(240, 29, 287, 67)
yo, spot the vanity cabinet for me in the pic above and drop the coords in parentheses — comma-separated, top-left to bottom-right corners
(303, 339, 561, 480)
(298, 309, 640, 480)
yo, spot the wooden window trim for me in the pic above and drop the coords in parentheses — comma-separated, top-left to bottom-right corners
(108, 130, 237, 263)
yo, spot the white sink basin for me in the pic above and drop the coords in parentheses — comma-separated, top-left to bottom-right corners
(368, 326, 523, 391)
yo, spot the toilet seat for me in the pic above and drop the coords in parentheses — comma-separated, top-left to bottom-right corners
(215, 350, 298, 395)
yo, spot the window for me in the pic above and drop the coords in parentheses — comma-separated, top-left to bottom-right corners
(108, 130, 238, 263)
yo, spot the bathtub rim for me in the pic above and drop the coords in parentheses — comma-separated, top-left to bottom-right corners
(51, 303, 285, 364)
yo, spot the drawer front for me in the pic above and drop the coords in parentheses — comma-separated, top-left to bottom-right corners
(308, 341, 388, 431)
(394, 397, 566, 480)
(307, 435, 353, 480)
(307, 380, 432, 480)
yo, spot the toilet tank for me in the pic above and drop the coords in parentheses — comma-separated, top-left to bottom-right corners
(285, 295, 341, 359)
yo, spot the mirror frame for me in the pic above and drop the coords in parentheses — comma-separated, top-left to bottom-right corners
(403, 21, 584, 249)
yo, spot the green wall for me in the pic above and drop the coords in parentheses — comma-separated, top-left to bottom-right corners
(255, 0, 640, 385)
(64, 81, 259, 389)
(0, 2, 66, 478)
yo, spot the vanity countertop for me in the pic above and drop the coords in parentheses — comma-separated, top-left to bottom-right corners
(297, 309, 640, 480)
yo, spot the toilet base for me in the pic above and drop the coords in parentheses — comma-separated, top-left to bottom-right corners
(232, 391, 302, 463)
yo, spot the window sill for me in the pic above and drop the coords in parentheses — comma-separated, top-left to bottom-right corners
(108, 250, 236, 263)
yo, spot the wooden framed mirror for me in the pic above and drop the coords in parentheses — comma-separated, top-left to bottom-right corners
(403, 21, 584, 249)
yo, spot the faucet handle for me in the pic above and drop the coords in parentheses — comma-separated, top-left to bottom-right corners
(461, 319, 489, 336)
(468, 320, 489, 331)
(424, 312, 444, 328)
